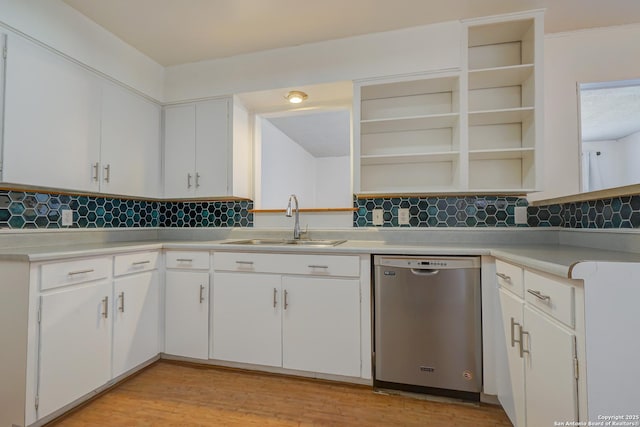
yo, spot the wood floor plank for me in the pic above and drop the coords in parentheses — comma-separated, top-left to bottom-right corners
(48, 361, 512, 426)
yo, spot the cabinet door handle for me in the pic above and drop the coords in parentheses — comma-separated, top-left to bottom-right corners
(118, 291, 125, 313)
(496, 272, 511, 281)
(284, 290, 289, 310)
(199, 285, 205, 303)
(520, 330, 530, 358)
(527, 289, 551, 303)
(308, 265, 329, 269)
(102, 296, 109, 319)
(273, 288, 277, 308)
(510, 317, 521, 348)
(176, 258, 193, 262)
(235, 261, 254, 265)
(195, 172, 201, 188)
(104, 164, 111, 183)
(187, 173, 193, 189)
(132, 260, 151, 266)
(92, 162, 100, 182)
(68, 269, 94, 276)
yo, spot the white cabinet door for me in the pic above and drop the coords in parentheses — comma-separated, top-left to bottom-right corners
(165, 271, 209, 359)
(3, 34, 101, 191)
(112, 271, 159, 378)
(211, 272, 282, 367)
(164, 105, 196, 198)
(100, 82, 161, 197)
(524, 305, 578, 427)
(38, 281, 111, 419)
(282, 276, 360, 377)
(195, 99, 229, 196)
(497, 288, 526, 427)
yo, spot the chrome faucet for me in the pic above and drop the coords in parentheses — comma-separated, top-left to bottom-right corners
(285, 194, 301, 239)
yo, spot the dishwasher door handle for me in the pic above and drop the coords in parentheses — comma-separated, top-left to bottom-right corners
(410, 268, 440, 276)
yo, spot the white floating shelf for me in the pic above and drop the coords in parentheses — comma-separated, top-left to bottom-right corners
(361, 113, 459, 134)
(469, 64, 534, 90)
(468, 107, 534, 126)
(469, 148, 535, 161)
(361, 151, 460, 165)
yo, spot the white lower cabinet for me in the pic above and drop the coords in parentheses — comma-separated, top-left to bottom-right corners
(523, 305, 578, 427)
(212, 272, 282, 366)
(212, 252, 362, 378)
(281, 276, 360, 376)
(498, 288, 525, 427)
(38, 280, 112, 419)
(113, 271, 159, 378)
(496, 260, 580, 427)
(165, 270, 210, 359)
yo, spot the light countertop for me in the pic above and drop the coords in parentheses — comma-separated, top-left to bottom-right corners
(1, 238, 638, 279)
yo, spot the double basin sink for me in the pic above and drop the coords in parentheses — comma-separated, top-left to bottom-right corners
(223, 238, 346, 247)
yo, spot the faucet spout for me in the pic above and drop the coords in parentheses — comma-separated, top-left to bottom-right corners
(285, 194, 301, 239)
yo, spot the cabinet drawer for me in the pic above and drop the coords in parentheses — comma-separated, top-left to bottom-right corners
(495, 259, 524, 297)
(524, 270, 575, 328)
(114, 251, 159, 277)
(214, 252, 360, 277)
(41, 257, 111, 291)
(166, 251, 210, 270)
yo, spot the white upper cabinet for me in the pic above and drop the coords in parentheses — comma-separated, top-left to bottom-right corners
(1, 32, 162, 198)
(100, 82, 162, 197)
(3, 34, 102, 192)
(353, 10, 543, 194)
(163, 98, 251, 199)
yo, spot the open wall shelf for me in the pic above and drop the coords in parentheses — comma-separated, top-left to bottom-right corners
(353, 11, 543, 195)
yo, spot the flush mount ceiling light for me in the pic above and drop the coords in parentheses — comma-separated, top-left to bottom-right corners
(285, 91, 308, 104)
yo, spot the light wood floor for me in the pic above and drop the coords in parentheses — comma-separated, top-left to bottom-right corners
(49, 361, 512, 426)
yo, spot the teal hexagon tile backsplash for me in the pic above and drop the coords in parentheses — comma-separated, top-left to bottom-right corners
(1, 189, 639, 229)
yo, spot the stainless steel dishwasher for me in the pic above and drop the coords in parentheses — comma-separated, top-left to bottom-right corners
(373, 255, 482, 401)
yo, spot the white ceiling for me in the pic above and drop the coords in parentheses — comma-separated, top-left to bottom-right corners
(580, 81, 640, 142)
(267, 110, 351, 158)
(62, 0, 640, 66)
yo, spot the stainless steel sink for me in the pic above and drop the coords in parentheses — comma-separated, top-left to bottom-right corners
(222, 239, 346, 247)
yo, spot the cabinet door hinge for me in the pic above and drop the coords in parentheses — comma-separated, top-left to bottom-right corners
(35, 395, 39, 411)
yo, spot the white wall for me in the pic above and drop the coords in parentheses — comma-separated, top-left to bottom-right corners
(619, 130, 640, 185)
(164, 21, 460, 102)
(260, 119, 316, 209)
(0, 0, 164, 100)
(582, 140, 627, 191)
(316, 156, 352, 207)
(531, 23, 640, 201)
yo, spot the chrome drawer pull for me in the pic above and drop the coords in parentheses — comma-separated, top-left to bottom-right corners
(520, 330, 530, 358)
(496, 272, 511, 281)
(104, 164, 111, 183)
(92, 162, 100, 182)
(527, 289, 551, 302)
(510, 317, 521, 348)
(132, 260, 151, 266)
(68, 269, 94, 276)
(102, 296, 109, 319)
(308, 265, 329, 269)
(235, 261, 254, 265)
(176, 258, 193, 262)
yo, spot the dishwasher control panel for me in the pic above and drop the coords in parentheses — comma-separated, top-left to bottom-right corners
(376, 256, 480, 270)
